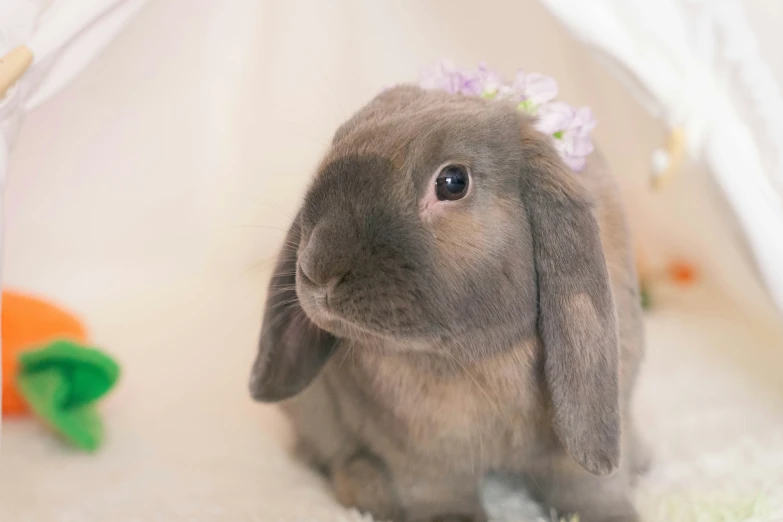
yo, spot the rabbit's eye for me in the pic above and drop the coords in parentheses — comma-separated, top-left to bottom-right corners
(435, 165, 469, 201)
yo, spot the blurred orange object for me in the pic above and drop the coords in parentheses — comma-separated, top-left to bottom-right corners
(667, 260, 698, 286)
(2, 291, 87, 415)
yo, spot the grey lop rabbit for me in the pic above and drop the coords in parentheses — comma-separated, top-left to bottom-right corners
(250, 85, 648, 522)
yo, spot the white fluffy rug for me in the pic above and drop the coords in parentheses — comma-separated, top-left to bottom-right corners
(1, 270, 782, 522)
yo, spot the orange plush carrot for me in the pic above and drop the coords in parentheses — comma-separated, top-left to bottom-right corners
(2, 290, 87, 415)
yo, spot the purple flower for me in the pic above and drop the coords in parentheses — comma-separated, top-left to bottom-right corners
(417, 60, 595, 172)
(460, 62, 504, 96)
(536, 103, 596, 171)
(420, 60, 504, 97)
(535, 102, 575, 134)
(512, 71, 559, 105)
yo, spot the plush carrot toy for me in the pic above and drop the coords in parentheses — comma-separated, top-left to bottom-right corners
(1, 290, 120, 451)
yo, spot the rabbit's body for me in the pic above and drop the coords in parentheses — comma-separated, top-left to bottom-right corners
(251, 86, 646, 521)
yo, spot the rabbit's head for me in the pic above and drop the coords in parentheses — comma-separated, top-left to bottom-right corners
(251, 85, 621, 476)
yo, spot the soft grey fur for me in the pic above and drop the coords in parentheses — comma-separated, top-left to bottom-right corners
(250, 86, 648, 522)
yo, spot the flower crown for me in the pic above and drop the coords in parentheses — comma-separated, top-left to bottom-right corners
(418, 61, 596, 172)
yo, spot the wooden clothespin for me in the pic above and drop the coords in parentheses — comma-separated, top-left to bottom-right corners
(0, 45, 34, 99)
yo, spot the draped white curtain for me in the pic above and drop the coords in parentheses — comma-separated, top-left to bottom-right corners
(539, 0, 783, 315)
(0, 1, 149, 149)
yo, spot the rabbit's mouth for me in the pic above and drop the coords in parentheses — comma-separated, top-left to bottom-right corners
(300, 296, 388, 342)
(296, 268, 365, 339)
(296, 267, 428, 343)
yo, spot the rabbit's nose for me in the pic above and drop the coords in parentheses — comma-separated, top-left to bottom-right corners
(298, 222, 355, 289)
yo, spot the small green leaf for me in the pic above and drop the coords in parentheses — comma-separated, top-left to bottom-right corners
(640, 285, 652, 310)
(16, 339, 121, 451)
(553, 130, 564, 139)
(517, 99, 536, 114)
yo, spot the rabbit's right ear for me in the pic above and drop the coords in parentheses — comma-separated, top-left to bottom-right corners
(249, 217, 338, 402)
(519, 131, 621, 476)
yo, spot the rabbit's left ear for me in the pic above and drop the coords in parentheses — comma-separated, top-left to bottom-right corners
(249, 217, 338, 402)
(519, 133, 621, 476)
